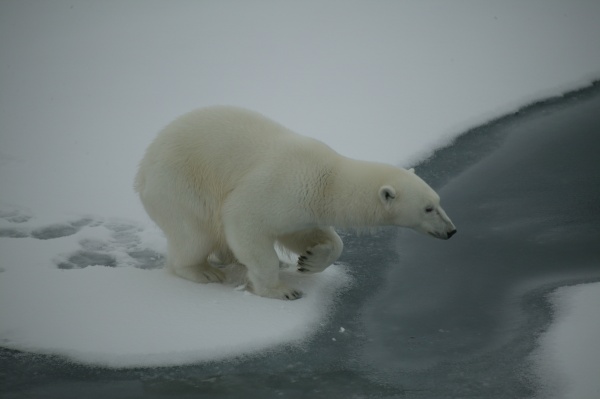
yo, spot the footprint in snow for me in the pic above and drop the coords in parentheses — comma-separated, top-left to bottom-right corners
(56, 221, 165, 270)
(0, 206, 164, 270)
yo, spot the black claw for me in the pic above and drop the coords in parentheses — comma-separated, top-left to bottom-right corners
(284, 291, 303, 300)
(306, 250, 313, 255)
(289, 291, 302, 299)
(298, 267, 307, 272)
(299, 255, 307, 261)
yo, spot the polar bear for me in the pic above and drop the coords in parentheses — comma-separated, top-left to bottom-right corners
(135, 106, 456, 300)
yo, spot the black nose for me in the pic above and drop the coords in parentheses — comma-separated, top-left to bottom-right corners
(447, 229, 457, 239)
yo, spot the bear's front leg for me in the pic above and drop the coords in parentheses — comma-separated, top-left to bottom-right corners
(297, 239, 343, 274)
(249, 263, 303, 300)
(279, 227, 344, 274)
(223, 222, 303, 300)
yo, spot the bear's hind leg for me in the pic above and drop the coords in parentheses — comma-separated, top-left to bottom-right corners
(224, 226, 302, 300)
(278, 227, 343, 274)
(170, 257, 225, 284)
(165, 227, 225, 284)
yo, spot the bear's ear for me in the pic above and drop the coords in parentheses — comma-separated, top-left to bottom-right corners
(379, 185, 396, 205)
(408, 168, 415, 174)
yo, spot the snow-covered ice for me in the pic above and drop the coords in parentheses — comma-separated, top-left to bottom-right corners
(532, 282, 600, 399)
(0, 212, 351, 367)
(0, 1, 599, 393)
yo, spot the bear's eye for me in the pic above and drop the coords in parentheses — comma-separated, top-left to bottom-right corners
(425, 206, 434, 213)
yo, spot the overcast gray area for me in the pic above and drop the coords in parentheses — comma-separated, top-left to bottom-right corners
(1, 1, 599, 219)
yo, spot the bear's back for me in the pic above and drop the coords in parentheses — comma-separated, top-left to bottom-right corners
(139, 106, 337, 199)
(149, 107, 281, 179)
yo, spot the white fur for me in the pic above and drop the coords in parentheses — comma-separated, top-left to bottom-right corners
(135, 106, 456, 300)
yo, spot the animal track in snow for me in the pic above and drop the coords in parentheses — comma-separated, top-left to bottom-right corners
(55, 220, 165, 270)
(31, 218, 96, 240)
(0, 206, 165, 270)
(0, 208, 34, 238)
(0, 208, 32, 224)
(0, 208, 96, 240)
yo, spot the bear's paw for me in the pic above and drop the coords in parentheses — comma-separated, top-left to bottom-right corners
(173, 264, 226, 284)
(251, 283, 304, 300)
(297, 242, 339, 274)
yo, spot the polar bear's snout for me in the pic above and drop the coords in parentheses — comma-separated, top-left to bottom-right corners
(421, 205, 457, 240)
(438, 215, 457, 240)
(428, 228, 457, 240)
(442, 212, 457, 239)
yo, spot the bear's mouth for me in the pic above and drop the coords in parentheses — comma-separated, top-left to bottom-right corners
(428, 230, 456, 240)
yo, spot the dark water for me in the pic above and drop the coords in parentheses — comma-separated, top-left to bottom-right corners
(361, 85, 600, 397)
(2, 82, 600, 398)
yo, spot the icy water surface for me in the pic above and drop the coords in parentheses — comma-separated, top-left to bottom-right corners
(1, 83, 600, 398)
(361, 87, 600, 397)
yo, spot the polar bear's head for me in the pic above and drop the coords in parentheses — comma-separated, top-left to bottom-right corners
(378, 168, 457, 239)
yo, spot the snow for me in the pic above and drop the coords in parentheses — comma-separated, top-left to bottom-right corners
(0, 214, 351, 368)
(532, 283, 600, 399)
(0, 0, 599, 388)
